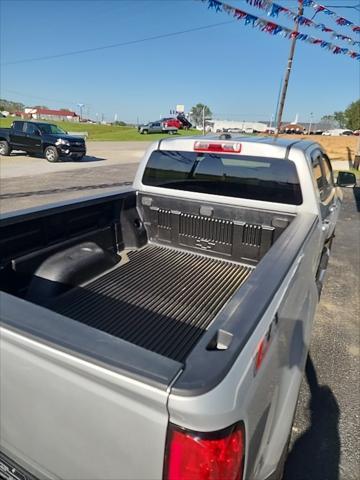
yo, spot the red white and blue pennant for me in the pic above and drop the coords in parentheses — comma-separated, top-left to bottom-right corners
(243, 0, 360, 45)
(244, 0, 360, 32)
(202, 0, 360, 60)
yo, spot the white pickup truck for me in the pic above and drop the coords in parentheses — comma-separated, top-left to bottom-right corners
(0, 136, 356, 480)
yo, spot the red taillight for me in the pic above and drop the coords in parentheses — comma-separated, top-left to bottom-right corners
(194, 141, 242, 153)
(164, 423, 245, 480)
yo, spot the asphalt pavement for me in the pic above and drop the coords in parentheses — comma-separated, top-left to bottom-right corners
(0, 141, 150, 179)
(0, 143, 359, 479)
(0, 141, 148, 212)
(284, 187, 360, 480)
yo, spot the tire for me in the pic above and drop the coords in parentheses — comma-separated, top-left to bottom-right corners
(0, 140, 11, 156)
(44, 146, 59, 163)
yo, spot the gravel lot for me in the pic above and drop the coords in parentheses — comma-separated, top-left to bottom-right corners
(0, 142, 359, 479)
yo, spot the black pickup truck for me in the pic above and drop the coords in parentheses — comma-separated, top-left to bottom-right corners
(0, 120, 86, 162)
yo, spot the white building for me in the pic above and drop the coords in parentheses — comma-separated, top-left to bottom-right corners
(206, 120, 268, 134)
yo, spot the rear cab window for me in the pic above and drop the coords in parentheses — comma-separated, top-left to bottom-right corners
(24, 123, 39, 135)
(12, 121, 25, 132)
(142, 150, 302, 205)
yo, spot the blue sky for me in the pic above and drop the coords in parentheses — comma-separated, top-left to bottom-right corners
(0, 0, 359, 124)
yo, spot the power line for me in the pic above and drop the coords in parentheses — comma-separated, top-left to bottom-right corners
(1, 88, 81, 106)
(1, 21, 234, 66)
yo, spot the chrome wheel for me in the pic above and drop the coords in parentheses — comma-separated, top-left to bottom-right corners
(46, 150, 55, 161)
(0, 141, 9, 155)
(44, 146, 59, 162)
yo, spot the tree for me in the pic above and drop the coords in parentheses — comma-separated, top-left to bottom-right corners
(190, 103, 212, 127)
(333, 111, 346, 128)
(0, 99, 25, 113)
(32, 105, 49, 110)
(321, 100, 360, 131)
(344, 100, 360, 131)
(319, 114, 337, 130)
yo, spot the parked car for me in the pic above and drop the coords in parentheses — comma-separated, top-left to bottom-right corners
(266, 128, 276, 134)
(161, 117, 182, 129)
(0, 136, 356, 480)
(322, 129, 353, 136)
(0, 121, 86, 162)
(138, 121, 178, 135)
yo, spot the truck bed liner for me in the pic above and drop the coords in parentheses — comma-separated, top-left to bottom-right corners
(51, 245, 252, 362)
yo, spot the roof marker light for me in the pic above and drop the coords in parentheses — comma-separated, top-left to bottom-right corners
(194, 141, 242, 153)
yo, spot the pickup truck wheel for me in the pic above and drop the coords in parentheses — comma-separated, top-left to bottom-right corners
(44, 146, 59, 163)
(0, 140, 11, 156)
(142, 130, 148, 135)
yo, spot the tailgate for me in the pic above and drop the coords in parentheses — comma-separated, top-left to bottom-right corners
(0, 296, 181, 480)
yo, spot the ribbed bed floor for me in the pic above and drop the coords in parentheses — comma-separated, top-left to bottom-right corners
(51, 245, 253, 362)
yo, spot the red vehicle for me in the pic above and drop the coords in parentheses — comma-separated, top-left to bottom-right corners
(161, 117, 182, 129)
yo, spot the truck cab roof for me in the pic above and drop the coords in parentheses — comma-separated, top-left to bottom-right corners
(156, 134, 317, 155)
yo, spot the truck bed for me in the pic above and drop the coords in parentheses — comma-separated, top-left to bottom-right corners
(51, 245, 253, 362)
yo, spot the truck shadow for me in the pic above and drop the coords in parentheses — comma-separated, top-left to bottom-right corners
(7, 152, 106, 162)
(0, 182, 132, 199)
(64, 155, 106, 163)
(353, 186, 360, 212)
(283, 355, 340, 480)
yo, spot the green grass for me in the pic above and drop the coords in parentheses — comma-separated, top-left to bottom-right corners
(0, 117, 202, 141)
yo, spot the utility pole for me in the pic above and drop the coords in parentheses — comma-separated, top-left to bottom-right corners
(275, 0, 304, 136)
(202, 106, 205, 135)
(269, 114, 274, 130)
(77, 103, 84, 121)
(308, 112, 313, 135)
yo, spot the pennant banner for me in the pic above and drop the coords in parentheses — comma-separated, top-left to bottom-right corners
(245, 0, 360, 33)
(301, 0, 360, 32)
(243, 0, 360, 45)
(201, 0, 360, 60)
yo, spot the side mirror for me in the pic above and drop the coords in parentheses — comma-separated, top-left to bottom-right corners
(336, 171, 357, 188)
